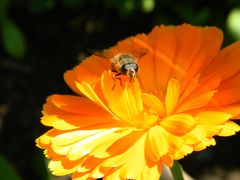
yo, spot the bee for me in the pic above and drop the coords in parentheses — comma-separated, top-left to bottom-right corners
(111, 48, 148, 80)
(95, 48, 148, 88)
(111, 53, 139, 82)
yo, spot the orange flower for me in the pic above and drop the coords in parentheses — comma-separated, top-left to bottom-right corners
(36, 24, 240, 180)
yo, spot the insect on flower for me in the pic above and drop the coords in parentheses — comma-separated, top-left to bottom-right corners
(96, 48, 148, 89)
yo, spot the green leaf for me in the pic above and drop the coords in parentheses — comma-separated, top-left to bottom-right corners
(0, 154, 22, 180)
(1, 20, 27, 59)
(170, 161, 184, 180)
(0, 0, 9, 21)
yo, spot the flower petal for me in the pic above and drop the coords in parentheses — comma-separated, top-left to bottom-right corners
(66, 128, 120, 161)
(160, 114, 196, 136)
(101, 131, 145, 169)
(180, 26, 223, 92)
(75, 81, 113, 115)
(141, 165, 161, 180)
(49, 160, 76, 176)
(203, 41, 240, 81)
(174, 145, 193, 160)
(210, 87, 240, 106)
(184, 126, 207, 145)
(65, 55, 110, 87)
(218, 121, 240, 136)
(139, 25, 176, 93)
(64, 70, 83, 95)
(145, 126, 168, 162)
(176, 90, 216, 113)
(193, 138, 216, 151)
(41, 95, 119, 130)
(165, 78, 180, 115)
(119, 134, 147, 179)
(197, 111, 232, 124)
(49, 94, 109, 115)
(36, 129, 61, 148)
(142, 93, 165, 117)
(101, 71, 144, 126)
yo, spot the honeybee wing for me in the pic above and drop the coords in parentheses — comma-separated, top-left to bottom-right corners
(93, 50, 109, 59)
(132, 48, 149, 59)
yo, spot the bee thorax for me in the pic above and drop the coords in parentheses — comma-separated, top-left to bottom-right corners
(121, 63, 138, 76)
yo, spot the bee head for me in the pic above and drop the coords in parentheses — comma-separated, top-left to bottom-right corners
(127, 68, 136, 79)
(121, 63, 138, 80)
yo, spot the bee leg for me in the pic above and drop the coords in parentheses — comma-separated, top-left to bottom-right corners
(111, 73, 122, 90)
(111, 69, 117, 72)
(130, 77, 134, 83)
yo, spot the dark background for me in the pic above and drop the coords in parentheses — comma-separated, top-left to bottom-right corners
(0, 0, 240, 180)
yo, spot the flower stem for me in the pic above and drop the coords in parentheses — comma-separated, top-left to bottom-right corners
(170, 160, 184, 180)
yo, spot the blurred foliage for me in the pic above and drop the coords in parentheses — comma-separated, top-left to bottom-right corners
(0, 0, 240, 180)
(1, 20, 26, 59)
(0, 0, 27, 59)
(0, 155, 21, 180)
(227, 7, 240, 40)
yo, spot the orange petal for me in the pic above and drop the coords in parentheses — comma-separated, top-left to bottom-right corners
(79, 156, 104, 173)
(49, 94, 109, 115)
(160, 114, 196, 136)
(145, 125, 168, 162)
(141, 165, 161, 180)
(218, 121, 240, 136)
(139, 25, 176, 93)
(193, 138, 216, 151)
(72, 171, 92, 180)
(52, 129, 101, 147)
(64, 70, 83, 95)
(184, 126, 207, 145)
(51, 129, 103, 156)
(213, 105, 240, 119)
(49, 160, 76, 176)
(197, 111, 232, 124)
(180, 26, 223, 92)
(101, 71, 144, 126)
(219, 71, 240, 89)
(41, 114, 79, 130)
(36, 129, 61, 148)
(75, 81, 113, 115)
(90, 129, 132, 158)
(104, 170, 121, 180)
(142, 93, 165, 117)
(199, 124, 222, 137)
(68, 55, 110, 86)
(41, 95, 119, 130)
(179, 73, 221, 109)
(165, 78, 180, 115)
(101, 132, 145, 168)
(203, 41, 240, 81)
(161, 130, 184, 153)
(118, 134, 146, 179)
(174, 145, 193, 160)
(210, 87, 240, 106)
(66, 128, 121, 161)
(176, 91, 216, 113)
(170, 24, 202, 81)
(106, 130, 145, 157)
